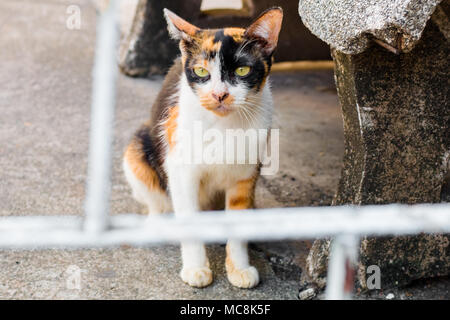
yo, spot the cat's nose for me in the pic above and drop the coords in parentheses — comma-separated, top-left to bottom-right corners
(212, 92, 229, 103)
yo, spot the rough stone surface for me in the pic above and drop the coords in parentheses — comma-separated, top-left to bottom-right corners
(298, 0, 444, 54)
(119, 0, 331, 76)
(307, 12, 450, 290)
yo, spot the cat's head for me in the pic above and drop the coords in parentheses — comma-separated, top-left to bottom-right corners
(164, 7, 283, 117)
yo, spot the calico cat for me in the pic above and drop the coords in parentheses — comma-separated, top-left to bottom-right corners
(123, 7, 283, 288)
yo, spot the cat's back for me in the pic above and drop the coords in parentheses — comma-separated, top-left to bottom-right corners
(123, 59, 183, 194)
(150, 58, 183, 132)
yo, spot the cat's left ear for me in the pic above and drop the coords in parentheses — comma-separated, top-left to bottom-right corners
(164, 8, 199, 42)
(245, 7, 283, 55)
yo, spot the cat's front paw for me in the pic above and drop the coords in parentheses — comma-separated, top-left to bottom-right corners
(226, 265, 259, 289)
(180, 266, 213, 288)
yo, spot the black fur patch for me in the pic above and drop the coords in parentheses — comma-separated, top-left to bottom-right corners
(135, 126, 168, 191)
(219, 34, 269, 90)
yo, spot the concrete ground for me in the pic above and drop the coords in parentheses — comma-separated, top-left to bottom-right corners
(0, 0, 447, 300)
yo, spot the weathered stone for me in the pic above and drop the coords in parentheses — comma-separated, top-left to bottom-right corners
(305, 239, 330, 289)
(298, 287, 316, 300)
(305, 5, 450, 289)
(119, 0, 190, 76)
(119, 0, 331, 77)
(298, 0, 444, 54)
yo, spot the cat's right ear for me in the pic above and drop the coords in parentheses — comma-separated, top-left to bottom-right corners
(245, 7, 283, 55)
(164, 9, 199, 42)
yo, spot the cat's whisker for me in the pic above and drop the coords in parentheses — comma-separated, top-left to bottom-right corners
(243, 108, 261, 128)
(244, 98, 268, 108)
(240, 106, 252, 126)
(243, 103, 269, 128)
(242, 105, 257, 128)
(233, 105, 245, 127)
(240, 105, 261, 128)
(245, 98, 267, 108)
(243, 101, 269, 112)
(242, 103, 266, 116)
(238, 109, 245, 127)
(232, 97, 268, 128)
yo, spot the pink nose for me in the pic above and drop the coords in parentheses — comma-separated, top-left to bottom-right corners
(212, 92, 229, 102)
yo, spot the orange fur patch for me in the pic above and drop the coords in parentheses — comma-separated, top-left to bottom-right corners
(202, 36, 221, 52)
(181, 54, 187, 66)
(225, 244, 236, 273)
(224, 28, 245, 42)
(222, 94, 235, 105)
(227, 177, 256, 210)
(124, 138, 162, 191)
(165, 106, 179, 150)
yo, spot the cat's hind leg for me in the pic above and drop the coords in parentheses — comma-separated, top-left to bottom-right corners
(123, 126, 171, 215)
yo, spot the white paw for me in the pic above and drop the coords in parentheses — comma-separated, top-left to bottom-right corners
(227, 266, 259, 289)
(180, 266, 213, 288)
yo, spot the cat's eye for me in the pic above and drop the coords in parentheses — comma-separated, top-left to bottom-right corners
(194, 67, 210, 78)
(235, 66, 251, 77)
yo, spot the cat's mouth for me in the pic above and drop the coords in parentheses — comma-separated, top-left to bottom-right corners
(212, 104, 233, 117)
(200, 98, 234, 117)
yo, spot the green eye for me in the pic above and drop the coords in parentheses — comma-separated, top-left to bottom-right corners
(235, 66, 251, 77)
(194, 67, 209, 78)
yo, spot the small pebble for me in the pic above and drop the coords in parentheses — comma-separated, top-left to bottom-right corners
(299, 288, 316, 300)
(386, 293, 395, 300)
